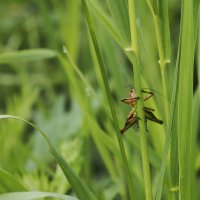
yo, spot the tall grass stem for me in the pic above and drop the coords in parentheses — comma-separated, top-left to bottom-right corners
(128, 0, 153, 200)
(80, 0, 135, 199)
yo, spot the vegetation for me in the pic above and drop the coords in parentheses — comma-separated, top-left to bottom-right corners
(0, 0, 199, 200)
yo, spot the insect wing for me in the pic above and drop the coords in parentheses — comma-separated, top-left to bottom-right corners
(144, 110, 163, 124)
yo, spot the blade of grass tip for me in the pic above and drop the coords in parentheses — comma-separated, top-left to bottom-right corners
(0, 115, 98, 200)
(80, 0, 135, 199)
(128, 1, 153, 200)
(59, 49, 95, 95)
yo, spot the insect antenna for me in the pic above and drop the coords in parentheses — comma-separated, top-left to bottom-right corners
(142, 88, 170, 101)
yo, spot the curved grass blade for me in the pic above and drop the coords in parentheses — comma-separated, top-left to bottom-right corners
(80, 0, 135, 199)
(0, 191, 78, 200)
(0, 169, 27, 193)
(0, 115, 97, 200)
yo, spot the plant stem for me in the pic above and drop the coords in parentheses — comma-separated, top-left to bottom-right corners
(80, 0, 135, 199)
(128, 0, 153, 200)
(153, 14, 169, 121)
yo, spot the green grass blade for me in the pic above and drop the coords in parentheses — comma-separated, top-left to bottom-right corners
(50, 147, 97, 200)
(190, 7, 199, 200)
(146, 0, 158, 15)
(146, 0, 170, 121)
(190, 91, 199, 200)
(159, 0, 170, 61)
(0, 169, 27, 193)
(155, 88, 179, 200)
(193, 0, 200, 44)
(0, 115, 98, 200)
(0, 49, 57, 64)
(58, 51, 95, 96)
(106, 0, 131, 46)
(80, 0, 135, 199)
(155, 50, 180, 200)
(60, 0, 81, 60)
(58, 55, 120, 182)
(0, 192, 78, 200)
(155, 23, 181, 200)
(199, 13, 200, 101)
(128, 1, 153, 200)
(177, 0, 195, 199)
(87, 0, 122, 45)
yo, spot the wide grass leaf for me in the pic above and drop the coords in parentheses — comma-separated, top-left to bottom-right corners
(0, 169, 27, 193)
(0, 115, 97, 200)
(0, 191, 77, 200)
(177, 0, 195, 199)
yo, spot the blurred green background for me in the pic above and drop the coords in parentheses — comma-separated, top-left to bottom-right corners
(0, 1, 199, 200)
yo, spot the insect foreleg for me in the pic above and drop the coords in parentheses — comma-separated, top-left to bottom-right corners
(142, 90, 153, 101)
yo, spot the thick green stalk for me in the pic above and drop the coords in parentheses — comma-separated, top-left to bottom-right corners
(128, 0, 153, 200)
(80, 0, 135, 199)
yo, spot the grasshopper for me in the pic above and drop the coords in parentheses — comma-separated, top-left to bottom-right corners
(120, 89, 163, 134)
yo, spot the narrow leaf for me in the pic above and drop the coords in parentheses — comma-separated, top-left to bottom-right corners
(80, 0, 135, 199)
(0, 115, 97, 200)
(0, 191, 77, 200)
(178, 0, 195, 199)
(0, 169, 27, 193)
(106, 0, 131, 46)
(0, 49, 57, 64)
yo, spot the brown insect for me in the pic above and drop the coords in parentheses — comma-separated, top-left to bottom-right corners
(120, 89, 163, 134)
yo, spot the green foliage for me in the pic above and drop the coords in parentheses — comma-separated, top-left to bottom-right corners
(0, 169, 27, 193)
(0, 192, 78, 200)
(0, 1, 199, 200)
